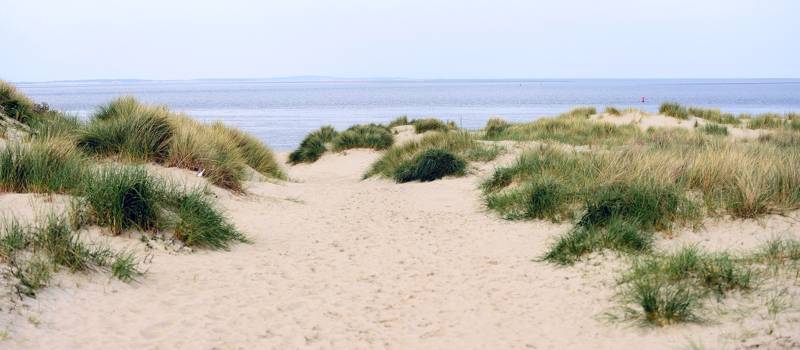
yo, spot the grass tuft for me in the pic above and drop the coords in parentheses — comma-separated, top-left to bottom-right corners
(482, 113, 640, 146)
(0, 80, 37, 123)
(393, 148, 466, 183)
(111, 251, 142, 282)
(367, 131, 498, 179)
(78, 98, 175, 162)
(82, 166, 163, 234)
(0, 141, 85, 194)
(484, 117, 511, 139)
(412, 118, 451, 133)
(387, 116, 410, 128)
(211, 122, 285, 179)
(688, 107, 738, 125)
(659, 102, 689, 120)
(697, 123, 728, 136)
(168, 189, 247, 249)
(331, 124, 394, 151)
(288, 125, 338, 164)
(604, 107, 622, 116)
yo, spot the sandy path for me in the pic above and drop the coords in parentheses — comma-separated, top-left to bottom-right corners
(3, 149, 799, 349)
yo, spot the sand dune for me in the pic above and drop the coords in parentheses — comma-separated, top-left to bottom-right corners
(2, 140, 798, 349)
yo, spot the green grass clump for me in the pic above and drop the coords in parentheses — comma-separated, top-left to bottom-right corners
(78, 97, 175, 162)
(0, 80, 37, 123)
(412, 118, 451, 134)
(688, 107, 738, 125)
(168, 189, 247, 250)
(0, 141, 85, 194)
(75, 97, 283, 190)
(0, 219, 28, 261)
(486, 139, 800, 226)
(486, 140, 800, 263)
(577, 181, 689, 232)
(604, 107, 622, 116)
(166, 116, 246, 191)
(659, 102, 689, 120)
(484, 117, 511, 139)
(542, 181, 690, 264)
(559, 107, 597, 119)
(211, 122, 285, 179)
(697, 123, 728, 136)
(393, 148, 466, 183)
(26, 112, 83, 142)
(747, 112, 800, 130)
(111, 251, 142, 282)
(387, 116, 410, 128)
(366, 131, 498, 179)
(81, 166, 164, 234)
(331, 124, 393, 151)
(758, 131, 800, 148)
(288, 125, 338, 164)
(32, 214, 113, 271)
(618, 245, 760, 326)
(485, 176, 571, 220)
(15, 258, 52, 296)
(77, 166, 247, 249)
(482, 113, 640, 146)
(626, 280, 700, 326)
(2, 214, 144, 296)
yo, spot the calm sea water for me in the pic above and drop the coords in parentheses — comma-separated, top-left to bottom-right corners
(15, 79, 800, 150)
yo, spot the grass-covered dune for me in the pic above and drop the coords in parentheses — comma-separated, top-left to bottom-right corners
(0, 80, 276, 296)
(365, 131, 501, 182)
(288, 124, 393, 164)
(478, 105, 800, 326)
(1, 83, 286, 191)
(481, 107, 643, 146)
(287, 116, 462, 166)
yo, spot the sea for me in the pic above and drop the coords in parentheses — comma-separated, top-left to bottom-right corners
(14, 79, 800, 150)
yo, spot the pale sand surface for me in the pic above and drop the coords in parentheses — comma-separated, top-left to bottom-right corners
(2, 116, 799, 349)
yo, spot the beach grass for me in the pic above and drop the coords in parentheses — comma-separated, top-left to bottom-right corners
(484, 135, 800, 264)
(167, 189, 247, 250)
(288, 124, 394, 164)
(366, 131, 499, 180)
(393, 148, 467, 182)
(604, 107, 622, 116)
(747, 112, 800, 130)
(111, 251, 142, 282)
(0, 80, 38, 124)
(412, 118, 451, 133)
(659, 102, 689, 120)
(387, 116, 410, 128)
(288, 125, 338, 164)
(166, 116, 247, 191)
(480, 109, 640, 146)
(331, 124, 394, 151)
(0, 141, 85, 194)
(75, 97, 284, 190)
(81, 166, 164, 235)
(78, 98, 175, 162)
(211, 122, 285, 179)
(697, 123, 728, 136)
(688, 107, 738, 125)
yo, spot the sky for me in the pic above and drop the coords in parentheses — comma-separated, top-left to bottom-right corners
(2, 0, 799, 82)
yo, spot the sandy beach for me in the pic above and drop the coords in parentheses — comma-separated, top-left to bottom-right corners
(2, 122, 798, 349)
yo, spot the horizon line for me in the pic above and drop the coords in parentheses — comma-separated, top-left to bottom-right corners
(11, 76, 800, 84)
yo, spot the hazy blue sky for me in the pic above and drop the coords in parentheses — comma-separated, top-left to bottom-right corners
(2, 0, 798, 81)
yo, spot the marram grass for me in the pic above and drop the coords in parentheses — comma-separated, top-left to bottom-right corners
(366, 131, 499, 180)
